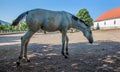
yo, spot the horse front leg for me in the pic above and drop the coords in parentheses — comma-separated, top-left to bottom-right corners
(61, 33, 68, 58)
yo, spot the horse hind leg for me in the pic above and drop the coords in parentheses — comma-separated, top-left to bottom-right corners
(24, 39, 30, 62)
(66, 35, 69, 55)
(23, 30, 35, 61)
(16, 36, 25, 67)
(17, 30, 35, 67)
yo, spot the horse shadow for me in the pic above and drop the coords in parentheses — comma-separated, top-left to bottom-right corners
(0, 40, 120, 72)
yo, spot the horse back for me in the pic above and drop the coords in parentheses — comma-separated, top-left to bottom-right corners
(26, 9, 72, 32)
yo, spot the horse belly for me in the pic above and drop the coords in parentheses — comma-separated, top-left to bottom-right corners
(43, 23, 60, 32)
(43, 16, 62, 32)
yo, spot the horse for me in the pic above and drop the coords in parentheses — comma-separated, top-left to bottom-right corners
(12, 9, 94, 66)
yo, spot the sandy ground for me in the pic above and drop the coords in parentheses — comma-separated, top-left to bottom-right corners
(0, 29, 120, 72)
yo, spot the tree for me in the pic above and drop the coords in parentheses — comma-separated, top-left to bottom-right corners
(19, 21, 28, 30)
(76, 8, 93, 27)
(12, 21, 28, 30)
(0, 24, 5, 30)
(4, 24, 11, 30)
(0, 21, 28, 31)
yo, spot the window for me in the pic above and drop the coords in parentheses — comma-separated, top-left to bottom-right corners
(114, 20, 116, 24)
(104, 22, 106, 25)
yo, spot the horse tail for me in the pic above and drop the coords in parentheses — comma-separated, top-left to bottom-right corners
(12, 11, 29, 26)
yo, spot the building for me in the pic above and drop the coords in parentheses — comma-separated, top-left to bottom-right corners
(94, 7, 120, 29)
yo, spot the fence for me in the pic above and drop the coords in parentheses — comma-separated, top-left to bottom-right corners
(0, 30, 27, 35)
(0, 29, 79, 35)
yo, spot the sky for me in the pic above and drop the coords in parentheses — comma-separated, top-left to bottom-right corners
(0, 0, 120, 23)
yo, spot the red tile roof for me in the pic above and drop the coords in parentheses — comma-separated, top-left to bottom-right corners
(95, 7, 120, 22)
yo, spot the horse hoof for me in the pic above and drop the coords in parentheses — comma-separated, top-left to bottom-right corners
(27, 59, 30, 62)
(64, 56, 68, 59)
(16, 62, 20, 68)
(66, 53, 69, 55)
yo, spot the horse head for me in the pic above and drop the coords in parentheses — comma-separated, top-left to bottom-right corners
(83, 27, 93, 44)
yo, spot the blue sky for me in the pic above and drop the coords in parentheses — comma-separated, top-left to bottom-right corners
(0, 0, 120, 23)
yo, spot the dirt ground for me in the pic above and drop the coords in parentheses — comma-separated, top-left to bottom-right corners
(0, 29, 120, 72)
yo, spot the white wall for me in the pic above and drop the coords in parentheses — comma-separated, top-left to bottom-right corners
(94, 18, 120, 29)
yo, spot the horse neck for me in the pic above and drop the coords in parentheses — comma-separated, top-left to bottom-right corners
(71, 21, 87, 33)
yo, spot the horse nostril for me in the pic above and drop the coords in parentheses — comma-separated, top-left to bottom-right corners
(90, 42, 93, 44)
(89, 40, 93, 44)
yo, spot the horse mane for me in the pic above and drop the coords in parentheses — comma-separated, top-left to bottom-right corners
(72, 15, 78, 21)
(71, 15, 89, 27)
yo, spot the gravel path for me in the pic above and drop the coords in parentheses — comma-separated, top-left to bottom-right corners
(0, 29, 120, 72)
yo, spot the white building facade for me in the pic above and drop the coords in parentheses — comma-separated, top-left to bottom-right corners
(94, 18, 120, 29)
(94, 7, 120, 29)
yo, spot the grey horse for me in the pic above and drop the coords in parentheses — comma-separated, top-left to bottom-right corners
(12, 9, 93, 66)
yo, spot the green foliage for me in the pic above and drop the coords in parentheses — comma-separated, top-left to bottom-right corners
(0, 24, 5, 30)
(0, 21, 28, 31)
(19, 21, 28, 30)
(0, 24, 11, 30)
(76, 8, 93, 27)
